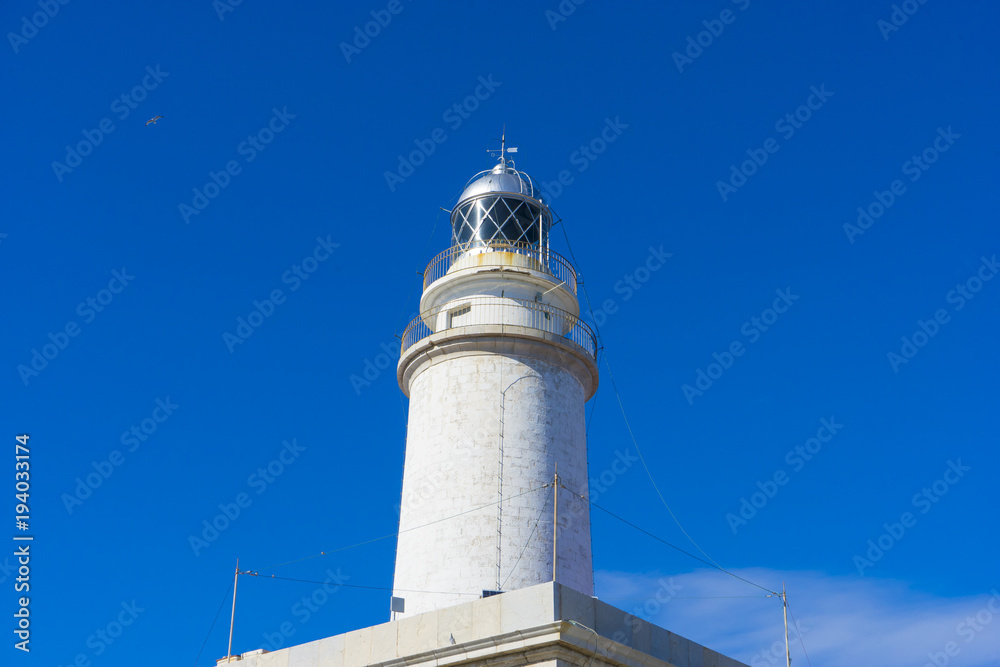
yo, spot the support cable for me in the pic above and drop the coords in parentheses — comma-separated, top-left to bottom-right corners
(786, 598, 814, 667)
(600, 595, 768, 600)
(240, 573, 482, 597)
(554, 210, 803, 667)
(498, 481, 550, 592)
(394, 205, 444, 336)
(563, 484, 778, 596)
(496, 372, 539, 590)
(393, 180, 469, 339)
(584, 377, 600, 437)
(601, 350, 724, 570)
(393, 191, 459, 431)
(192, 577, 235, 667)
(552, 210, 727, 573)
(255, 483, 551, 573)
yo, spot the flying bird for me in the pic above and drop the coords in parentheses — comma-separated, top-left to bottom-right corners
(145, 116, 163, 126)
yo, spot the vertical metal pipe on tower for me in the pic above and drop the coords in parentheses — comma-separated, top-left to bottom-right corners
(783, 582, 791, 667)
(226, 559, 239, 662)
(553, 469, 559, 584)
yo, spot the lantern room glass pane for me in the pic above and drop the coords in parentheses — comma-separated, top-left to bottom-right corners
(453, 195, 548, 248)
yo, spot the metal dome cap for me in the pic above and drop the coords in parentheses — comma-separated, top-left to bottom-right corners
(450, 137, 552, 251)
(457, 162, 543, 204)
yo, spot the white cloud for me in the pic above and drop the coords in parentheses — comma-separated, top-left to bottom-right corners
(594, 568, 1000, 667)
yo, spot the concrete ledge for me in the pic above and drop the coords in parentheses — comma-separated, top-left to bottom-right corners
(397, 326, 599, 400)
(229, 583, 748, 667)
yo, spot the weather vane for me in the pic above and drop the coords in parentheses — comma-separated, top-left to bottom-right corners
(487, 125, 518, 168)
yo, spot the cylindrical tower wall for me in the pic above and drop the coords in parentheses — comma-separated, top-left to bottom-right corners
(391, 347, 593, 617)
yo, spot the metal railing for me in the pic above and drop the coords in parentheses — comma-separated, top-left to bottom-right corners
(422, 241, 578, 295)
(401, 296, 597, 359)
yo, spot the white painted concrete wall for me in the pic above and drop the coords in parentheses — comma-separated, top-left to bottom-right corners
(392, 350, 593, 617)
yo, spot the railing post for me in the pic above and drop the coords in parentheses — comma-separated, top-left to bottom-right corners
(422, 244, 577, 295)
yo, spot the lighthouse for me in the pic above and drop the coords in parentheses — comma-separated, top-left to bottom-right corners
(225, 141, 752, 667)
(391, 141, 600, 617)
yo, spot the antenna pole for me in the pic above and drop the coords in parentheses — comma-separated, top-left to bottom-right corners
(500, 125, 506, 169)
(782, 582, 791, 667)
(227, 559, 239, 663)
(552, 466, 559, 583)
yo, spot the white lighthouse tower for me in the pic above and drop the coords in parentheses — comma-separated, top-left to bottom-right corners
(223, 141, 752, 667)
(391, 141, 600, 617)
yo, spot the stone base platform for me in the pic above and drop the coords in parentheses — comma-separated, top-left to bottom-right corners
(218, 582, 748, 667)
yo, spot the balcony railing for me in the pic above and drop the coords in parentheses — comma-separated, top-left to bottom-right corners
(401, 296, 597, 359)
(422, 241, 578, 295)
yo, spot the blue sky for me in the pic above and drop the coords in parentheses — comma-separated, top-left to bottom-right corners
(3, 1, 999, 665)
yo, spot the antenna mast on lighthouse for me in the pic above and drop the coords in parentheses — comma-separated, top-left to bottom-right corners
(488, 125, 518, 169)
